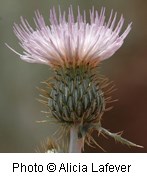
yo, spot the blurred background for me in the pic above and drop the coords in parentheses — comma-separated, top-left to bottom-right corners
(0, 0, 147, 152)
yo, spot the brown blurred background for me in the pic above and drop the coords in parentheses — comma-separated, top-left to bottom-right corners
(0, 0, 147, 152)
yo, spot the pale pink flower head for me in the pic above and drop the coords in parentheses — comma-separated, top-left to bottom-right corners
(7, 6, 131, 68)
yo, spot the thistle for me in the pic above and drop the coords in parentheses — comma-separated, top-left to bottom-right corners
(7, 6, 143, 152)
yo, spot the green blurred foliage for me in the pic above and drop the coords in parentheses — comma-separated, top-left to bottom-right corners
(0, 0, 147, 152)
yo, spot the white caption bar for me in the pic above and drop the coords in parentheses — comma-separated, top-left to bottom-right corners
(0, 153, 146, 183)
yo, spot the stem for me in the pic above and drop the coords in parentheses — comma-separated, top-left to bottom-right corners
(99, 127, 143, 148)
(68, 126, 84, 153)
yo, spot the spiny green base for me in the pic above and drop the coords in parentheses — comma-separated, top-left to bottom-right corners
(37, 65, 143, 152)
(49, 66, 106, 126)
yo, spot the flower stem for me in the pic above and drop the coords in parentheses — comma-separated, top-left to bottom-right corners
(68, 126, 84, 153)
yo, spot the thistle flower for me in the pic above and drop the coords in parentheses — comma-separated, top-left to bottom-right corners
(7, 7, 131, 68)
(7, 6, 143, 152)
